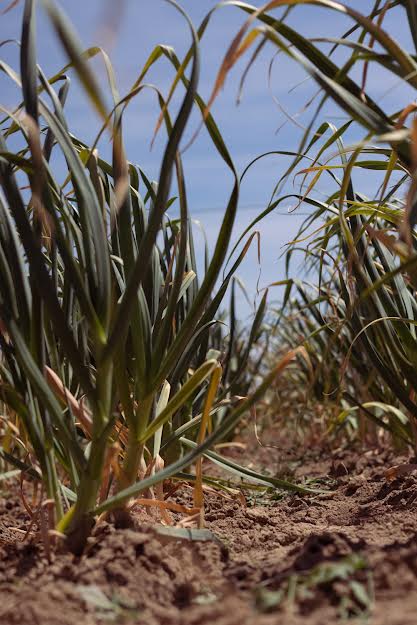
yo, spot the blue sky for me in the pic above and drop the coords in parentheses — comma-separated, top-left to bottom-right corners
(1, 0, 412, 317)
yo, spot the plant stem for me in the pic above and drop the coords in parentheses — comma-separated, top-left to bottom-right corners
(45, 449, 64, 521)
(121, 432, 145, 489)
(112, 395, 153, 524)
(65, 432, 107, 554)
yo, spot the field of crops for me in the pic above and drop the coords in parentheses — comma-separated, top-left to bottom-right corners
(2, 1, 417, 623)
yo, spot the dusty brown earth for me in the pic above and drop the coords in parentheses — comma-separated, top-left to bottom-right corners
(1, 430, 417, 625)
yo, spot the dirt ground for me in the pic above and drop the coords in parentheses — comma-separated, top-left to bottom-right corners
(1, 425, 417, 625)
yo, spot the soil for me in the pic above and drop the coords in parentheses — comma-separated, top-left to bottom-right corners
(2, 427, 417, 625)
